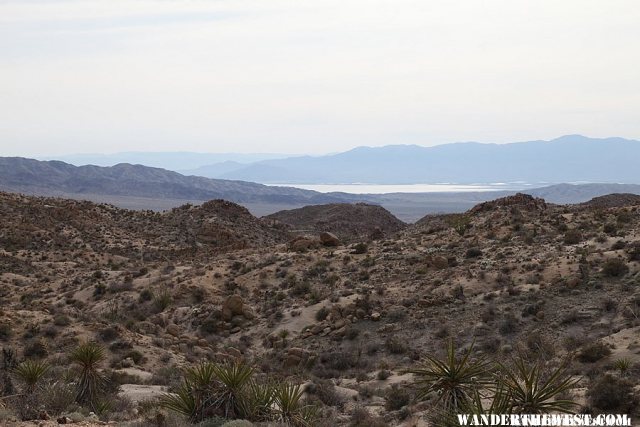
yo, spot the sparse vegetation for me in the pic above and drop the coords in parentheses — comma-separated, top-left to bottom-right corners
(0, 191, 638, 423)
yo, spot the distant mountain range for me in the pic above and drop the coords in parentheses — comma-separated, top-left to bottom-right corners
(44, 135, 640, 186)
(183, 135, 640, 184)
(2, 154, 640, 222)
(0, 157, 344, 206)
(44, 152, 287, 171)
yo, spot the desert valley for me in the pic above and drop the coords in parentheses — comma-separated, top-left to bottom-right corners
(0, 189, 639, 425)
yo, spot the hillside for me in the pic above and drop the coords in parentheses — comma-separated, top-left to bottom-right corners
(0, 192, 287, 258)
(265, 203, 406, 242)
(0, 192, 639, 425)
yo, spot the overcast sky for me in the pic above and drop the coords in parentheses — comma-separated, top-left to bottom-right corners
(1, 0, 639, 157)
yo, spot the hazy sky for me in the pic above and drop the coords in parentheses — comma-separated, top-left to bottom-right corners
(1, 0, 639, 156)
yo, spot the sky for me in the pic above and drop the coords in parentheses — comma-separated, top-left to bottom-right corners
(1, 0, 639, 157)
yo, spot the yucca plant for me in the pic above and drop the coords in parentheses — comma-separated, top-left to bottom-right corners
(429, 386, 513, 427)
(160, 380, 201, 422)
(211, 361, 254, 418)
(69, 342, 107, 409)
(161, 361, 218, 422)
(273, 382, 318, 427)
(497, 356, 580, 414)
(613, 357, 632, 376)
(161, 361, 255, 422)
(238, 380, 276, 421)
(12, 359, 50, 394)
(406, 340, 493, 411)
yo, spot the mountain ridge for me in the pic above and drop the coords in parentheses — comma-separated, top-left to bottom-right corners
(215, 135, 640, 184)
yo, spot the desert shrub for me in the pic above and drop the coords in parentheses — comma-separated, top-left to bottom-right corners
(611, 240, 627, 250)
(351, 243, 368, 254)
(198, 318, 217, 335)
(306, 379, 344, 409)
(138, 289, 153, 302)
(465, 248, 483, 258)
(40, 380, 78, 415)
(315, 306, 329, 322)
(0, 323, 13, 341)
(386, 306, 408, 322)
(385, 336, 408, 354)
(587, 374, 638, 412)
(602, 258, 629, 277)
(24, 340, 48, 359)
(93, 283, 107, 298)
(384, 384, 410, 411)
(603, 223, 617, 236)
(97, 326, 120, 342)
(350, 406, 388, 427)
(626, 242, 640, 261)
(499, 313, 519, 335)
(563, 229, 582, 245)
(578, 342, 611, 363)
(124, 349, 146, 365)
(320, 351, 357, 371)
(289, 280, 311, 297)
(153, 289, 172, 312)
(53, 314, 71, 326)
(377, 369, 391, 380)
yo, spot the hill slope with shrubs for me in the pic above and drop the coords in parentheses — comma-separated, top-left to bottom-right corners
(0, 191, 639, 425)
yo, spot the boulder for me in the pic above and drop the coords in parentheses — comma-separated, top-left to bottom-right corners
(222, 295, 245, 321)
(319, 232, 341, 247)
(288, 236, 321, 252)
(166, 323, 181, 337)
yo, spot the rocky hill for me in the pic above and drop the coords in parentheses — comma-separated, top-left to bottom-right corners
(582, 193, 640, 209)
(265, 203, 406, 242)
(0, 192, 287, 259)
(0, 192, 639, 425)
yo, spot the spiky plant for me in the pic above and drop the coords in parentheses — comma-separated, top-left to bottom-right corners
(273, 382, 318, 427)
(428, 384, 514, 427)
(238, 380, 275, 421)
(161, 361, 255, 422)
(160, 380, 201, 422)
(497, 356, 580, 414)
(12, 359, 49, 394)
(406, 340, 492, 411)
(211, 361, 254, 418)
(613, 357, 632, 376)
(69, 342, 107, 409)
(161, 361, 218, 422)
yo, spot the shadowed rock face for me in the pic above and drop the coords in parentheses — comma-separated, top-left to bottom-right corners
(469, 193, 548, 213)
(265, 202, 406, 242)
